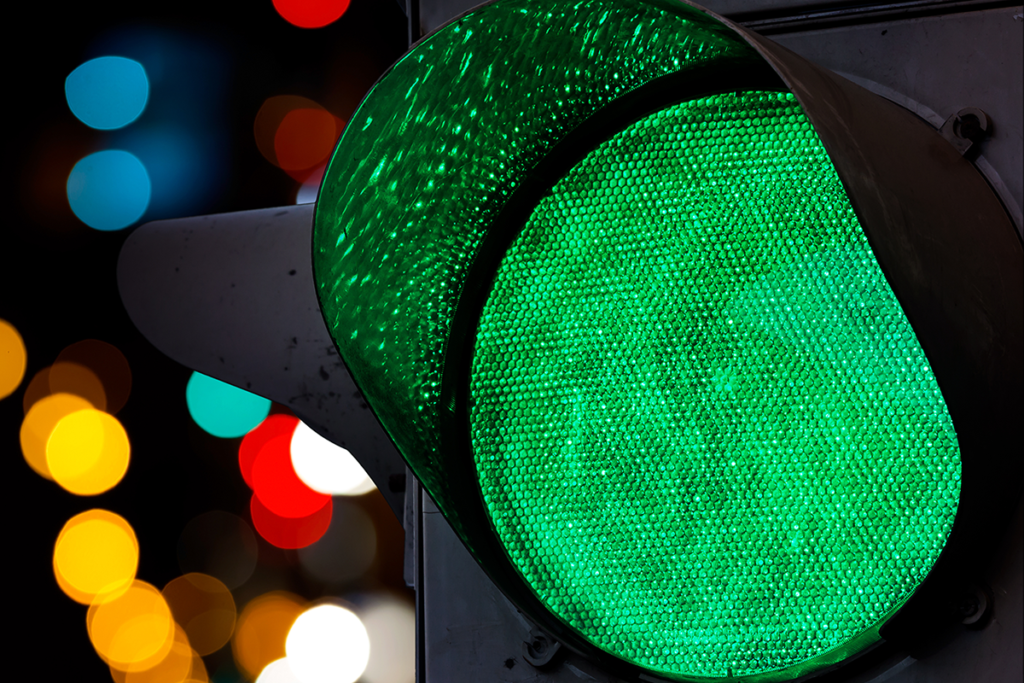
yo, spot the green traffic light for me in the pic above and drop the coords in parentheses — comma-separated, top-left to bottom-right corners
(312, 0, 965, 680)
(470, 91, 960, 679)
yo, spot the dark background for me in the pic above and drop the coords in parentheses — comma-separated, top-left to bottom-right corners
(1, 2, 412, 680)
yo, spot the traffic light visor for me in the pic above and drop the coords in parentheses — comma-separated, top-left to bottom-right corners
(313, 0, 965, 680)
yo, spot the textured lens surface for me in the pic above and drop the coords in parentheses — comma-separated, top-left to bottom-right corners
(470, 92, 961, 679)
(313, 0, 757, 528)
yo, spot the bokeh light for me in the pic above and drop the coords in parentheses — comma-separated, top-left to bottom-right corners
(113, 123, 226, 220)
(189, 650, 210, 682)
(53, 509, 138, 604)
(177, 511, 258, 590)
(67, 150, 151, 230)
(47, 408, 130, 495)
(294, 172, 321, 205)
(272, 0, 351, 28)
(359, 595, 415, 683)
(255, 658, 302, 683)
(48, 361, 107, 411)
(253, 433, 331, 518)
(0, 319, 26, 400)
(111, 625, 194, 683)
(162, 573, 237, 656)
(88, 580, 175, 671)
(290, 421, 374, 495)
(20, 392, 94, 479)
(251, 494, 332, 550)
(239, 415, 299, 489)
(22, 366, 52, 414)
(286, 604, 369, 683)
(297, 499, 375, 585)
(254, 96, 323, 166)
(186, 372, 271, 438)
(273, 109, 339, 172)
(65, 56, 149, 130)
(253, 96, 343, 181)
(54, 339, 132, 413)
(232, 592, 305, 680)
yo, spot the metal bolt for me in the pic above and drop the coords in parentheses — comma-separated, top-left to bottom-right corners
(939, 107, 991, 157)
(522, 629, 561, 667)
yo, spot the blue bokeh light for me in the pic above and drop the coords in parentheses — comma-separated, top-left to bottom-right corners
(186, 372, 272, 439)
(66, 150, 151, 231)
(65, 56, 149, 130)
(110, 124, 225, 219)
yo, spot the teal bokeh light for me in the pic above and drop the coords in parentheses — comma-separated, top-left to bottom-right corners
(186, 372, 271, 438)
(66, 150, 151, 231)
(65, 56, 149, 130)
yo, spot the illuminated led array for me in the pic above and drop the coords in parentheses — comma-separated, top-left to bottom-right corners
(470, 92, 961, 679)
(313, 0, 757, 523)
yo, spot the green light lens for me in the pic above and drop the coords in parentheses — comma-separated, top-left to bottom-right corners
(470, 92, 961, 680)
(313, 0, 758, 527)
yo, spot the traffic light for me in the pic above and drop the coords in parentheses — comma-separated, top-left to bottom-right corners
(119, 0, 1022, 681)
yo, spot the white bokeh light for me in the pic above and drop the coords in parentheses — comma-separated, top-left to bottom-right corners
(286, 604, 370, 683)
(290, 421, 376, 495)
(255, 658, 303, 683)
(360, 596, 415, 683)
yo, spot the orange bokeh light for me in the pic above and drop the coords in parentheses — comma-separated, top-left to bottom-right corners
(0, 319, 27, 400)
(111, 625, 194, 683)
(49, 360, 107, 411)
(47, 408, 130, 495)
(162, 573, 237, 656)
(22, 365, 52, 414)
(232, 592, 305, 680)
(88, 580, 176, 672)
(55, 339, 132, 413)
(189, 649, 210, 682)
(53, 509, 139, 604)
(20, 392, 94, 479)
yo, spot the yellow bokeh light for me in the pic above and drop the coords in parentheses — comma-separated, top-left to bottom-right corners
(54, 509, 138, 604)
(88, 580, 176, 671)
(163, 573, 237, 656)
(232, 592, 305, 680)
(111, 625, 194, 683)
(20, 392, 94, 479)
(47, 408, 130, 495)
(0, 319, 27, 400)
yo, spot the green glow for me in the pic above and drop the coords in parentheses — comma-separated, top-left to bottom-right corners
(313, 0, 757, 530)
(470, 92, 961, 679)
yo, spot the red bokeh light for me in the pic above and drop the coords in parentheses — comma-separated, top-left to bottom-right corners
(272, 0, 351, 29)
(274, 108, 340, 174)
(252, 433, 331, 518)
(250, 494, 332, 549)
(239, 414, 300, 489)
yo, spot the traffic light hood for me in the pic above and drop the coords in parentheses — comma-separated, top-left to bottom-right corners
(312, 0, 1022, 681)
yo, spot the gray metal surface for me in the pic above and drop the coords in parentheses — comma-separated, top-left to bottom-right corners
(117, 205, 407, 519)
(419, 489, 632, 682)
(771, 6, 1024, 236)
